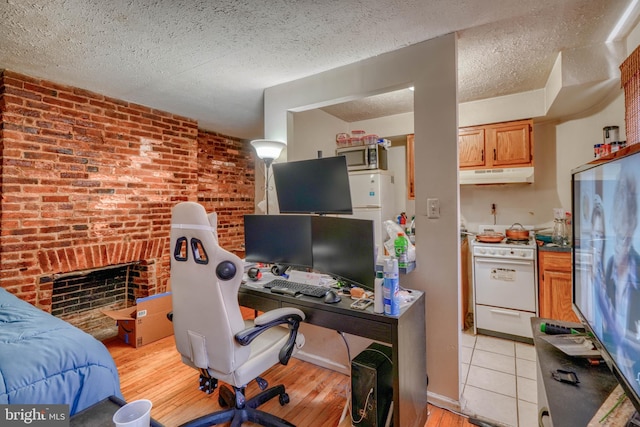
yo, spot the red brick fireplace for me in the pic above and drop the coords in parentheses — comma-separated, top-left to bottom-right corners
(0, 70, 255, 334)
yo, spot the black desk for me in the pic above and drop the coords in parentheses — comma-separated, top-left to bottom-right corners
(532, 318, 619, 426)
(239, 283, 428, 427)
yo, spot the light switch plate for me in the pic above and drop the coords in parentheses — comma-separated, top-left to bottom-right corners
(427, 198, 440, 219)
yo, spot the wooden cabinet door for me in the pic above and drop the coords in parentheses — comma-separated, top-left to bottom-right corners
(407, 134, 415, 200)
(488, 120, 532, 167)
(543, 270, 578, 322)
(458, 127, 486, 168)
(538, 251, 580, 322)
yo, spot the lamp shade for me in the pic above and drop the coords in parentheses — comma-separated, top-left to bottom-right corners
(250, 139, 286, 161)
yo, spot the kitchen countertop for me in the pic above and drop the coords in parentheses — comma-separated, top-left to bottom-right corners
(536, 243, 571, 253)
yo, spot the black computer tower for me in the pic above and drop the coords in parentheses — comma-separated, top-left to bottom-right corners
(351, 343, 393, 427)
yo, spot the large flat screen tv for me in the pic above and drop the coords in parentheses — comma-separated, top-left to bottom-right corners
(572, 145, 640, 418)
(271, 156, 353, 215)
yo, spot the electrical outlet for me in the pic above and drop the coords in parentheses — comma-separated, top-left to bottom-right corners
(427, 198, 440, 219)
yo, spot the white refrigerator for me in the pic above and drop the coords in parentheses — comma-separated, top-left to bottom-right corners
(347, 170, 395, 258)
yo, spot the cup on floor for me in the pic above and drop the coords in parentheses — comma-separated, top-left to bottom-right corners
(113, 399, 152, 427)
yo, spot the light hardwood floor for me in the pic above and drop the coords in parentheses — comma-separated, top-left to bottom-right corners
(105, 333, 473, 427)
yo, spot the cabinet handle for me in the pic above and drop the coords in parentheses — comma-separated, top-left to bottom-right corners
(493, 148, 496, 161)
(481, 149, 484, 162)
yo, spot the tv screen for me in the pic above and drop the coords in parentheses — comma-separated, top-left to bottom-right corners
(311, 216, 375, 291)
(244, 215, 313, 268)
(272, 156, 353, 215)
(572, 146, 640, 415)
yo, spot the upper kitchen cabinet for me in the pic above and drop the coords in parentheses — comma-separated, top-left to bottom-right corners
(459, 119, 533, 170)
(458, 127, 486, 168)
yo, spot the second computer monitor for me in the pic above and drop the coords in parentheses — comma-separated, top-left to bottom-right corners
(244, 214, 313, 268)
(311, 216, 375, 291)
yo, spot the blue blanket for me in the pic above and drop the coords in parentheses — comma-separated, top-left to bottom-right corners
(0, 288, 122, 415)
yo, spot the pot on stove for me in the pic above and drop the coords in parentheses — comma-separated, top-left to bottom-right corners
(505, 223, 530, 240)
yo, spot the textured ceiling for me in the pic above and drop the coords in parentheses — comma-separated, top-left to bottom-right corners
(0, 0, 636, 139)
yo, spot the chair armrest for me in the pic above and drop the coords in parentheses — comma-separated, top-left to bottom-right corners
(235, 308, 305, 365)
(254, 307, 305, 326)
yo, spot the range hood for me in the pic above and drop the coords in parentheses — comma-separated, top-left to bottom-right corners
(459, 167, 534, 185)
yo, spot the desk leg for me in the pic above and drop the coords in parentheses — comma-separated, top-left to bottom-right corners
(394, 295, 428, 427)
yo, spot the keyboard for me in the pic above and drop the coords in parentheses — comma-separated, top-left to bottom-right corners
(263, 279, 330, 298)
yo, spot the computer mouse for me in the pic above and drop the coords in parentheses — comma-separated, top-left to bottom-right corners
(324, 290, 341, 304)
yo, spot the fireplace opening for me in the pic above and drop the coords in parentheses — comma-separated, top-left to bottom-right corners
(48, 262, 143, 340)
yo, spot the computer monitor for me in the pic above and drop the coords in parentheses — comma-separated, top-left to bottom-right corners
(243, 214, 313, 268)
(311, 216, 375, 291)
(272, 156, 353, 215)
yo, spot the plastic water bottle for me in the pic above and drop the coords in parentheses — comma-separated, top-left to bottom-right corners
(374, 270, 384, 314)
(383, 258, 400, 316)
(394, 232, 408, 268)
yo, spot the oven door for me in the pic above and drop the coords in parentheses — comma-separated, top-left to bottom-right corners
(474, 257, 536, 312)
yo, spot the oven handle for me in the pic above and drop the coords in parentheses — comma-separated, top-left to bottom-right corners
(474, 258, 533, 266)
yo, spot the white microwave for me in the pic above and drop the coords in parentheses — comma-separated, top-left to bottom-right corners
(335, 144, 388, 171)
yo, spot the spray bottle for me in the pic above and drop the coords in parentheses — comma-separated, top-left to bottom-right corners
(383, 258, 400, 316)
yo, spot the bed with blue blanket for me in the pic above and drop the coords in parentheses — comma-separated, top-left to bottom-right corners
(0, 287, 122, 415)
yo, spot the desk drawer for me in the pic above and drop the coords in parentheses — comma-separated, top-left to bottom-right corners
(239, 293, 280, 312)
(282, 301, 393, 342)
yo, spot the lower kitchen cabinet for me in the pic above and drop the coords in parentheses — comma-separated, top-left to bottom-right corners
(461, 236, 470, 329)
(537, 248, 580, 323)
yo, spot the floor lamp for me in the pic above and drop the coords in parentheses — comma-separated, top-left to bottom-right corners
(250, 139, 286, 214)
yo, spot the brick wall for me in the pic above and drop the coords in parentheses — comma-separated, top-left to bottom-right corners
(197, 130, 255, 253)
(0, 70, 255, 314)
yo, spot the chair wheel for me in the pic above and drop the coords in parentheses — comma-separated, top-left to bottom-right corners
(279, 393, 290, 406)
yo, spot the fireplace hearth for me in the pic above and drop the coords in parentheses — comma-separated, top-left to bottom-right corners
(45, 262, 144, 340)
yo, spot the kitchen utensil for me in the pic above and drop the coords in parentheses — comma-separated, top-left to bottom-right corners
(505, 223, 530, 240)
(475, 232, 505, 243)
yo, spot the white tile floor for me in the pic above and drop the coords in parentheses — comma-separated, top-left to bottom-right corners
(459, 330, 538, 427)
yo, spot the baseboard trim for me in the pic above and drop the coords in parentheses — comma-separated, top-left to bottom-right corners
(427, 391, 462, 413)
(294, 350, 350, 375)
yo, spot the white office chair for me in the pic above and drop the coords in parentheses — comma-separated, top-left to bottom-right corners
(169, 202, 305, 427)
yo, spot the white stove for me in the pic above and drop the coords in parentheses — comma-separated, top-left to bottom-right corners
(471, 225, 539, 343)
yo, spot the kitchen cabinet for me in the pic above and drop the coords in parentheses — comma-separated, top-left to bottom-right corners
(460, 236, 470, 329)
(407, 134, 415, 199)
(538, 249, 580, 323)
(459, 119, 533, 170)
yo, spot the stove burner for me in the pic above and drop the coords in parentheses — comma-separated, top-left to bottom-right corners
(505, 238, 532, 245)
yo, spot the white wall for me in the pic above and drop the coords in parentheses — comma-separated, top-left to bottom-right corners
(289, 109, 349, 161)
(555, 93, 626, 209)
(265, 34, 461, 407)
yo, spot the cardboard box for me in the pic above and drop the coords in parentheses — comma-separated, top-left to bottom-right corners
(102, 292, 173, 348)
